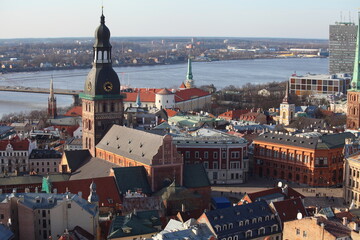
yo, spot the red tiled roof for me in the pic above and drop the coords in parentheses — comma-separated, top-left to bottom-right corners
(52, 176, 121, 207)
(165, 109, 178, 117)
(174, 88, 211, 102)
(219, 109, 250, 120)
(247, 187, 304, 202)
(0, 138, 29, 151)
(64, 106, 82, 117)
(272, 197, 307, 222)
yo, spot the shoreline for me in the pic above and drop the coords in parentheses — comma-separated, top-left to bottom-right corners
(0, 56, 326, 75)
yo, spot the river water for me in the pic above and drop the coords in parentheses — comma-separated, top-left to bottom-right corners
(0, 57, 328, 117)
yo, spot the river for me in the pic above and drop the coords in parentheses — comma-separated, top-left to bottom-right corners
(0, 57, 328, 117)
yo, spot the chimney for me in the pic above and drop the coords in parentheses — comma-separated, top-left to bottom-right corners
(53, 188, 57, 194)
(35, 187, 38, 193)
(343, 217, 348, 226)
(78, 191, 82, 198)
(25, 188, 30, 193)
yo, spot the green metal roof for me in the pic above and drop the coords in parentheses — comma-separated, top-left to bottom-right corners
(183, 164, 211, 188)
(112, 166, 152, 195)
(350, 13, 360, 90)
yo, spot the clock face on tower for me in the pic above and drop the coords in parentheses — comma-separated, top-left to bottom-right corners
(103, 81, 113, 92)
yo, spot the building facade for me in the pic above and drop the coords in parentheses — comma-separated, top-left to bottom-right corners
(289, 73, 351, 96)
(28, 149, 62, 174)
(344, 152, 360, 207)
(174, 129, 249, 184)
(0, 191, 99, 240)
(80, 12, 124, 156)
(329, 22, 358, 74)
(253, 131, 354, 186)
(0, 138, 31, 175)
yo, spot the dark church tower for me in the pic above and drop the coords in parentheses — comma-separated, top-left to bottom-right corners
(80, 11, 124, 156)
(48, 78, 57, 118)
(346, 12, 360, 130)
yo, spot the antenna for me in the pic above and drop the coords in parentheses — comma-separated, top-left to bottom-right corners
(340, 11, 343, 22)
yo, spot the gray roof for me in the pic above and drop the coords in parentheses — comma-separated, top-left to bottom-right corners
(63, 150, 92, 172)
(255, 131, 355, 150)
(0, 224, 13, 240)
(183, 164, 211, 188)
(1, 192, 97, 216)
(69, 157, 118, 181)
(96, 125, 166, 166)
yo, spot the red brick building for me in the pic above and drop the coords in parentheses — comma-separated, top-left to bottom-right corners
(174, 128, 248, 184)
(96, 125, 183, 192)
(253, 131, 355, 186)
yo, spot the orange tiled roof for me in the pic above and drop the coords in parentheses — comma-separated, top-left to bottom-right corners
(64, 106, 82, 117)
(272, 197, 307, 222)
(247, 187, 304, 202)
(165, 109, 178, 117)
(219, 109, 250, 120)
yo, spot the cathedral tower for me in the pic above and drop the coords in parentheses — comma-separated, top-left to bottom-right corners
(80, 11, 124, 156)
(279, 82, 295, 126)
(347, 12, 360, 130)
(48, 78, 57, 119)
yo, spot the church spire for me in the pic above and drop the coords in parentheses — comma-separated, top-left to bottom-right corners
(350, 12, 360, 90)
(48, 77, 57, 118)
(282, 81, 290, 103)
(185, 58, 194, 88)
(186, 58, 193, 80)
(135, 92, 142, 107)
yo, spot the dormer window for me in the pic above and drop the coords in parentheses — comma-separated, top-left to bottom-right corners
(252, 218, 257, 224)
(265, 216, 270, 221)
(239, 221, 243, 226)
(258, 217, 262, 222)
(246, 230, 252, 238)
(229, 223, 233, 229)
(223, 224, 227, 230)
(258, 227, 265, 235)
(271, 224, 278, 232)
(245, 220, 249, 225)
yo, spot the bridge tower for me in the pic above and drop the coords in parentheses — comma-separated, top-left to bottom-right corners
(79, 10, 124, 156)
(48, 78, 57, 119)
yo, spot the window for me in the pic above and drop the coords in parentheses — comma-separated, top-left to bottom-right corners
(203, 161, 209, 169)
(231, 151, 240, 159)
(204, 151, 209, 159)
(296, 228, 300, 235)
(229, 223, 233, 229)
(272, 224, 278, 232)
(213, 152, 218, 159)
(195, 151, 200, 159)
(185, 151, 190, 159)
(258, 228, 265, 235)
(303, 231, 307, 237)
(246, 230, 252, 238)
(223, 224, 227, 230)
(230, 161, 240, 169)
(213, 161, 218, 169)
(222, 152, 227, 159)
(239, 221, 243, 226)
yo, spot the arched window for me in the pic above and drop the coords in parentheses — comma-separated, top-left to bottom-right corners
(88, 138, 91, 150)
(103, 51, 108, 60)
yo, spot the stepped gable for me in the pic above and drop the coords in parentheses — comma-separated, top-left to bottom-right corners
(96, 125, 165, 165)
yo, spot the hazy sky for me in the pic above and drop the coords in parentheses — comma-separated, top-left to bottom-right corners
(1, 0, 358, 39)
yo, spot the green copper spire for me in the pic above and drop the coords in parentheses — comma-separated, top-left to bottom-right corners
(350, 12, 360, 90)
(186, 58, 193, 80)
(135, 92, 141, 107)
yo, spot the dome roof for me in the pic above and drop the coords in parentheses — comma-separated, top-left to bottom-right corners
(94, 14, 111, 48)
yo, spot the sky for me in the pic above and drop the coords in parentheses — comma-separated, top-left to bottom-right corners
(1, 0, 359, 39)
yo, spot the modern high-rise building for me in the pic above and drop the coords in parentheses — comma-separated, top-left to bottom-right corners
(329, 22, 357, 74)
